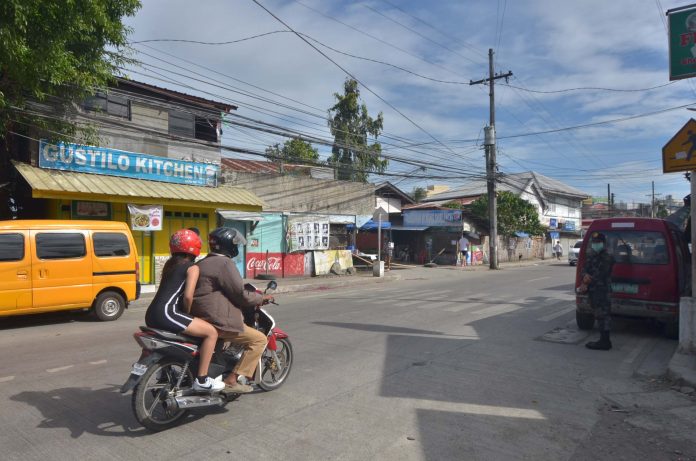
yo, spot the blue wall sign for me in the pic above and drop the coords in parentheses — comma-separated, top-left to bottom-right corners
(564, 221, 576, 231)
(549, 218, 557, 229)
(39, 140, 219, 187)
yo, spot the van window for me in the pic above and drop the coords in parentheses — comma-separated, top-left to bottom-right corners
(93, 232, 130, 257)
(599, 230, 669, 265)
(0, 233, 24, 261)
(36, 233, 86, 259)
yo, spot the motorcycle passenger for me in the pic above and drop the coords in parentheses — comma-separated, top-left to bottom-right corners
(191, 227, 274, 394)
(144, 229, 225, 393)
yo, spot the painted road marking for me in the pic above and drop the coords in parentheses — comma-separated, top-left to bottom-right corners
(471, 304, 519, 317)
(46, 365, 74, 373)
(0, 376, 15, 383)
(528, 276, 551, 282)
(89, 360, 107, 365)
(537, 306, 575, 322)
(622, 338, 651, 365)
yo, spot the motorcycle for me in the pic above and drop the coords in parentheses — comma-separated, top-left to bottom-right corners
(121, 281, 292, 432)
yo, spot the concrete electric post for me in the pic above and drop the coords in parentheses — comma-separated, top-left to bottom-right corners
(470, 48, 512, 270)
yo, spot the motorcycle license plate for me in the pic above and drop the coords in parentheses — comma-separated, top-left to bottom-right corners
(130, 362, 148, 376)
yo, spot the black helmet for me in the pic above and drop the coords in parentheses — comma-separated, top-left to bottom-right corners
(208, 227, 247, 258)
(590, 231, 606, 243)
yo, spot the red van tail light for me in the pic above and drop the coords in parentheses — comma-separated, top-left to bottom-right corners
(135, 261, 140, 281)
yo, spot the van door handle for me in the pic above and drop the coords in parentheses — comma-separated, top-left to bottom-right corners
(17, 270, 28, 279)
(39, 269, 47, 278)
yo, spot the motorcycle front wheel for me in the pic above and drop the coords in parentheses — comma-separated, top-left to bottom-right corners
(257, 338, 293, 391)
(132, 359, 192, 432)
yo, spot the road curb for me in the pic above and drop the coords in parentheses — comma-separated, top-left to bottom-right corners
(134, 272, 403, 302)
(667, 350, 696, 387)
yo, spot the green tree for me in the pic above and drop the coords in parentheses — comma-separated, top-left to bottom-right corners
(411, 186, 426, 203)
(470, 191, 546, 237)
(328, 78, 386, 182)
(265, 137, 319, 166)
(0, 0, 141, 143)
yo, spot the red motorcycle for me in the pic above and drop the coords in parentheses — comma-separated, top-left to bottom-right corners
(121, 281, 292, 431)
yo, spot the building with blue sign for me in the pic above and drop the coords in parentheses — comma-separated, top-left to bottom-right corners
(2, 78, 264, 284)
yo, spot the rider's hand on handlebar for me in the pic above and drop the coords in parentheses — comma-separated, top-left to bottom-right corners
(261, 294, 275, 306)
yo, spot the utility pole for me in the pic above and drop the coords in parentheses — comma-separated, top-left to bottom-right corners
(607, 184, 611, 217)
(645, 181, 662, 218)
(470, 49, 512, 270)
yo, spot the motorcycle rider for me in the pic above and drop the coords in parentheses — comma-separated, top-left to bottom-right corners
(191, 227, 274, 394)
(144, 229, 225, 392)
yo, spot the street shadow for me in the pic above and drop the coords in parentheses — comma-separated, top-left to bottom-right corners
(541, 283, 575, 292)
(10, 385, 209, 437)
(0, 310, 97, 330)
(312, 321, 446, 336)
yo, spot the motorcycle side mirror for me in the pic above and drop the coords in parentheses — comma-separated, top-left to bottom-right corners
(266, 280, 278, 292)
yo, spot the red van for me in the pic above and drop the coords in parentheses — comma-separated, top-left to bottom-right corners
(575, 218, 691, 338)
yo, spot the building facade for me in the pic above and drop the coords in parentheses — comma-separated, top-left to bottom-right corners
(2, 79, 264, 284)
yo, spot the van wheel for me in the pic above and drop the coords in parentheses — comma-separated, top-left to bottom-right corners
(663, 321, 679, 340)
(94, 291, 125, 321)
(576, 312, 595, 330)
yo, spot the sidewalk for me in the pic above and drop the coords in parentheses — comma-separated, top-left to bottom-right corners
(668, 352, 696, 390)
(139, 257, 561, 299)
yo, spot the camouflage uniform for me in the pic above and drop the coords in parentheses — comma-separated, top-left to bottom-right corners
(582, 248, 614, 333)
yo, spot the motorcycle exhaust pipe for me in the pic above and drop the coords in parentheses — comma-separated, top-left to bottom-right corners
(172, 395, 225, 409)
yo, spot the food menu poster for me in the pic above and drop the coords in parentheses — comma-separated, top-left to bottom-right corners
(127, 204, 163, 231)
(291, 221, 329, 250)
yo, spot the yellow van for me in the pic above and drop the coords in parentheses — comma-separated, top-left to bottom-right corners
(0, 220, 140, 321)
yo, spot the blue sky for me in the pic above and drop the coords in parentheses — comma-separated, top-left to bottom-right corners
(124, 0, 696, 205)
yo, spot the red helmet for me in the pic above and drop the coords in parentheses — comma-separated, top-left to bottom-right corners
(169, 229, 201, 257)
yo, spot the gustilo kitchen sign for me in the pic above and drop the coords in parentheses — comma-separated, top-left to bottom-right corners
(39, 140, 219, 187)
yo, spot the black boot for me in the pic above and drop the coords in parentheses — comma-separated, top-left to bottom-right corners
(585, 331, 612, 350)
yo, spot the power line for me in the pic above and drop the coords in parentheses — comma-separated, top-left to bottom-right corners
(250, 0, 464, 163)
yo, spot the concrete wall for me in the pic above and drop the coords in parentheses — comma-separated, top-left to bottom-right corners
(95, 101, 221, 164)
(222, 170, 375, 215)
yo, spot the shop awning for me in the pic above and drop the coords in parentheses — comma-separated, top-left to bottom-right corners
(391, 225, 429, 231)
(217, 210, 265, 221)
(347, 219, 391, 231)
(13, 161, 265, 210)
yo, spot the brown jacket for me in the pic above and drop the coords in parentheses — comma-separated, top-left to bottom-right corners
(191, 254, 262, 333)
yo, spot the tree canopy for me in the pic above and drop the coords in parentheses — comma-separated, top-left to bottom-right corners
(0, 0, 141, 143)
(327, 78, 386, 183)
(411, 186, 426, 203)
(469, 191, 546, 237)
(265, 137, 319, 166)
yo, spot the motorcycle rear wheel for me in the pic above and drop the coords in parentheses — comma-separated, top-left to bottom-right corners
(257, 338, 293, 391)
(132, 359, 192, 432)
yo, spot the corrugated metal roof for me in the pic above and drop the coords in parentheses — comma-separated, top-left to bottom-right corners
(13, 161, 265, 209)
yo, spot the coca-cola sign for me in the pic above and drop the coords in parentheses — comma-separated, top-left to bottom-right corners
(246, 252, 283, 276)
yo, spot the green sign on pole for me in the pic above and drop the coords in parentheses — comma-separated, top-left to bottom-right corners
(669, 4, 696, 80)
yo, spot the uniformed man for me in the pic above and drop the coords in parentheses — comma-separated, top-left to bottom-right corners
(581, 231, 615, 350)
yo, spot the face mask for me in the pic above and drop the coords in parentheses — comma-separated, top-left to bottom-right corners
(591, 243, 603, 252)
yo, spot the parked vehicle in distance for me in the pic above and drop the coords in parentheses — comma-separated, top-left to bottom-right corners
(0, 220, 140, 320)
(568, 239, 583, 266)
(575, 218, 691, 338)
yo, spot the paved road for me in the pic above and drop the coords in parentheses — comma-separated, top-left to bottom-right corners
(1, 263, 695, 460)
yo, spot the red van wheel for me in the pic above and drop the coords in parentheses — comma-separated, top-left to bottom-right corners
(94, 291, 125, 321)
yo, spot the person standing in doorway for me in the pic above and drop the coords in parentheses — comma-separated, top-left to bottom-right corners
(553, 240, 563, 261)
(458, 233, 470, 267)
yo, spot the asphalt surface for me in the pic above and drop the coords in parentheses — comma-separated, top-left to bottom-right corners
(1, 262, 695, 460)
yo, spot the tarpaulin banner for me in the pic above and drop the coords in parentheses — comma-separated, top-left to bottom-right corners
(128, 204, 163, 231)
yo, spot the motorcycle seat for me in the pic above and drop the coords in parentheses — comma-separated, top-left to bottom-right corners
(139, 326, 202, 344)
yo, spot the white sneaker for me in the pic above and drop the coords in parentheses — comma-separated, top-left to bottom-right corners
(193, 376, 225, 392)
